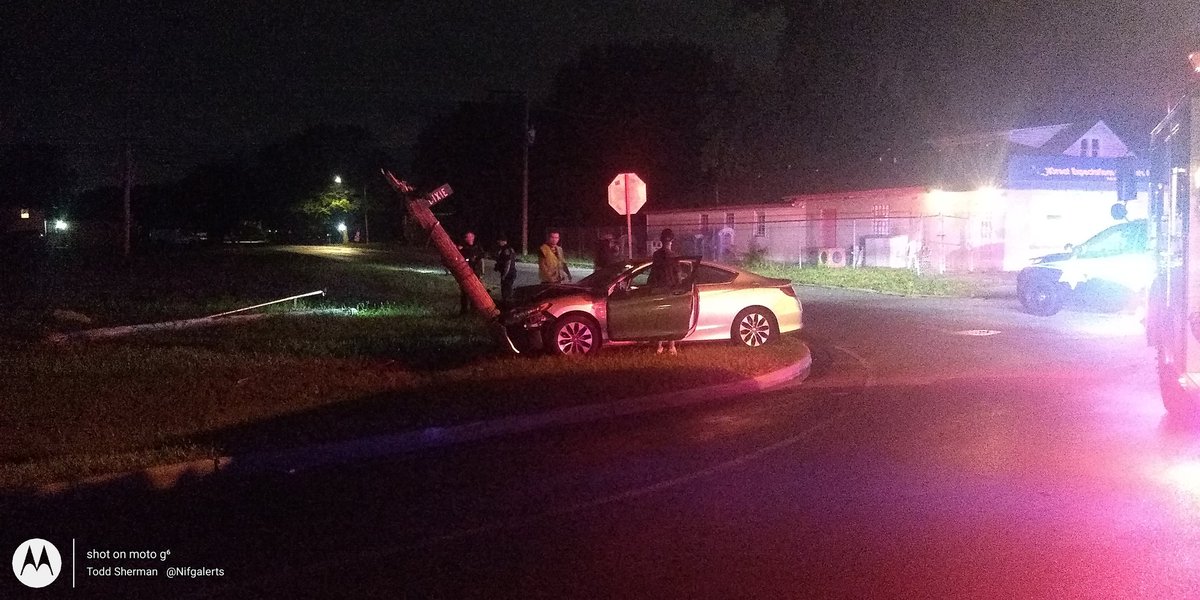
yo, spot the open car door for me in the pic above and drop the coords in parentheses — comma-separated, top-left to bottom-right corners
(607, 257, 700, 342)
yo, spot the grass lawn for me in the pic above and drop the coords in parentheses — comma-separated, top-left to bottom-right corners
(747, 262, 992, 297)
(0, 245, 805, 490)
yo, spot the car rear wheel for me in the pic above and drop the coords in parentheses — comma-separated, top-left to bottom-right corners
(547, 315, 600, 356)
(1019, 280, 1067, 316)
(1159, 349, 1199, 420)
(732, 307, 777, 348)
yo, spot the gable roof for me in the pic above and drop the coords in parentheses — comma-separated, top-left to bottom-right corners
(931, 119, 1134, 157)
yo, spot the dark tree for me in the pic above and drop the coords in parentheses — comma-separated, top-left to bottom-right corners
(409, 101, 525, 242)
(250, 124, 395, 240)
(0, 143, 78, 214)
(536, 41, 728, 227)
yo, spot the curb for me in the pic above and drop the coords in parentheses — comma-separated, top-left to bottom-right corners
(33, 343, 812, 497)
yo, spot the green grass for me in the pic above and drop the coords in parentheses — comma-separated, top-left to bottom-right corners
(516, 253, 595, 269)
(746, 262, 984, 297)
(0, 245, 805, 490)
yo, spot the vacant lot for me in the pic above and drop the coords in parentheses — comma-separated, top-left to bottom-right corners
(0, 245, 806, 488)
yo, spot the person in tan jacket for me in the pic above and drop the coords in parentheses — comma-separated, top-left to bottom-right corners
(538, 231, 572, 284)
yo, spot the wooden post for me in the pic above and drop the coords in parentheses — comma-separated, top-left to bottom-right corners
(382, 172, 500, 319)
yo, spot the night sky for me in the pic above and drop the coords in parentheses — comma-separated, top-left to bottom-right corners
(1, 0, 1196, 187)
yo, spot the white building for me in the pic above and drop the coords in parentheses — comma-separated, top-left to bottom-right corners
(645, 120, 1148, 272)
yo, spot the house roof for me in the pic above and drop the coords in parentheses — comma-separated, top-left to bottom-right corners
(931, 119, 1131, 156)
(644, 187, 927, 215)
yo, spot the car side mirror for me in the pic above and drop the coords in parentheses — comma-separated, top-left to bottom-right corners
(1111, 202, 1128, 221)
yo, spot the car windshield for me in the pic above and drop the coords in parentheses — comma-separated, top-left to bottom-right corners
(577, 262, 640, 289)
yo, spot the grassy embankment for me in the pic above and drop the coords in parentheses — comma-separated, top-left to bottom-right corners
(0, 245, 805, 489)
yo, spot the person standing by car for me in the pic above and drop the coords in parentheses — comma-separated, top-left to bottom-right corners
(538, 231, 572, 284)
(649, 228, 681, 355)
(493, 234, 518, 306)
(458, 231, 485, 315)
(594, 233, 619, 270)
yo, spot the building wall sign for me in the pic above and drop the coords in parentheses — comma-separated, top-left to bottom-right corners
(1007, 155, 1149, 190)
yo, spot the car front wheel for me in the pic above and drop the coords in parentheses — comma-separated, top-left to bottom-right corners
(1019, 280, 1068, 316)
(547, 315, 601, 356)
(732, 307, 777, 348)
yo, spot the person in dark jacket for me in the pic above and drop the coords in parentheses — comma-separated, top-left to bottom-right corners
(457, 231, 485, 315)
(493, 234, 518, 306)
(649, 228, 681, 355)
(594, 233, 619, 270)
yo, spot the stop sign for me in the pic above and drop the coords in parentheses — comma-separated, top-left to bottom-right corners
(608, 173, 646, 216)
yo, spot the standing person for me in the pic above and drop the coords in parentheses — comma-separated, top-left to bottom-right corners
(593, 233, 619, 271)
(457, 231, 485, 315)
(538, 231, 572, 284)
(493, 234, 518, 306)
(649, 228, 681, 355)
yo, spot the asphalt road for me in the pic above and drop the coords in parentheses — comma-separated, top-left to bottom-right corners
(7, 282, 1200, 599)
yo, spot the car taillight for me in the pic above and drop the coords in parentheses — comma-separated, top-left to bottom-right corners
(779, 285, 797, 298)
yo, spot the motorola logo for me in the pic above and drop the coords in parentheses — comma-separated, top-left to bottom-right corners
(12, 539, 61, 588)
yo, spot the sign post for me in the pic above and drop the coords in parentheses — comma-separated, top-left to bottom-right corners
(608, 173, 646, 259)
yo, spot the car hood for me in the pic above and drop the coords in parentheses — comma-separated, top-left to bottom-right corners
(511, 283, 594, 305)
(1030, 251, 1073, 265)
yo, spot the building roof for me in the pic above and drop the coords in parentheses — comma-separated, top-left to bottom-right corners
(644, 187, 927, 215)
(931, 119, 1132, 157)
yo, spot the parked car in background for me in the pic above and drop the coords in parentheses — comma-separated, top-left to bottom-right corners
(148, 228, 208, 246)
(1017, 219, 1152, 316)
(502, 257, 803, 355)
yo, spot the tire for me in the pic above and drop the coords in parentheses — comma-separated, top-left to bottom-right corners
(1159, 348, 1199, 419)
(547, 314, 601, 356)
(1018, 280, 1067, 316)
(732, 307, 777, 348)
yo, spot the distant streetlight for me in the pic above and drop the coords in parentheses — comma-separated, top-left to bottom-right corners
(53, 219, 68, 231)
(333, 175, 342, 184)
(336, 222, 348, 244)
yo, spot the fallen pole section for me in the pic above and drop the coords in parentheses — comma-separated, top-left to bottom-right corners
(44, 290, 326, 344)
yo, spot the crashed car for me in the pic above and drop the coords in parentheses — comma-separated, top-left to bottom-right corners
(502, 257, 803, 355)
(1017, 219, 1152, 316)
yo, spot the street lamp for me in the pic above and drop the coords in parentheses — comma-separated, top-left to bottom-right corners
(333, 175, 342, 184)
(337, 222, 348, 244)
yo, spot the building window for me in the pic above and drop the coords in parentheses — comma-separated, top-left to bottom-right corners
(1091, 138, 1100, 157)
(872, 204, 890, 236)
(754, 211, 766, 236)
(700, 213, 709, 232)
(725, 212, 735, 228)
(1080, 139, 1088, 156)
(980, 219, 993, 241)
(20, 209, 30, 219)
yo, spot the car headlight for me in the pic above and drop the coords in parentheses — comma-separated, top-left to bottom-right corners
(504, 302, 552, 327)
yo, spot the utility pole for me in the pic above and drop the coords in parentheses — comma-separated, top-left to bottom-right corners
(362, 183, 370, 244)
(123, 143, 132, 257)
(487, 89, 532, 254)
(521, 94, 530, 256)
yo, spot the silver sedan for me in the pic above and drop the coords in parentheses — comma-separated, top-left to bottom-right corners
(502, 257, 803, 355)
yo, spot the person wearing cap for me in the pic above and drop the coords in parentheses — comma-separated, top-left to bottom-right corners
(649, 228, 681, 355)
(493, 234, 518, 305)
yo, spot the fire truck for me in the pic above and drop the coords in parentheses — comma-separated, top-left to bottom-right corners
(1146, 52, 1200, 417)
